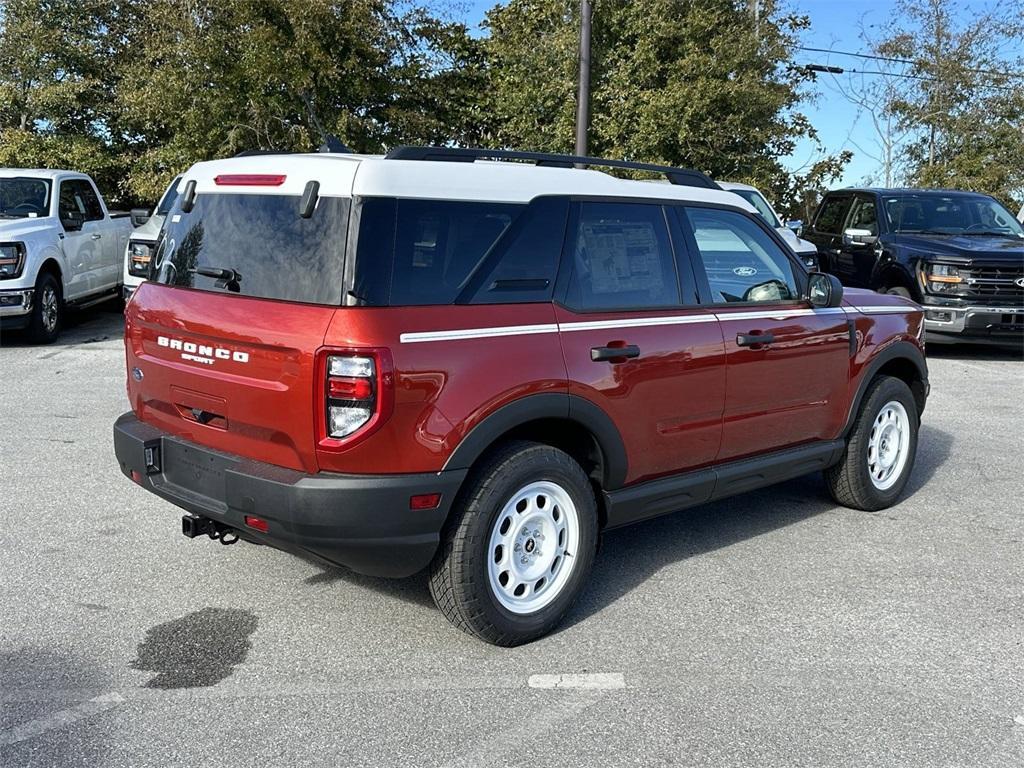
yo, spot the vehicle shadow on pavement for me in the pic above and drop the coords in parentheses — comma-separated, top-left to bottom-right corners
(0, 301, 124, 349)
(563, 423, 955, 631)
(0, 647, 113, 763)
(300, 425, 955, 625)
(926, 343, 1023, 361)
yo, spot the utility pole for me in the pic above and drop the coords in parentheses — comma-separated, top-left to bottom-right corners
(575, 0, 592, 158)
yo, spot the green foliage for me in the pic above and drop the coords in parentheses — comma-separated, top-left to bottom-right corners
(874, 0, 1024, 208)
(482, 0, 848, 217)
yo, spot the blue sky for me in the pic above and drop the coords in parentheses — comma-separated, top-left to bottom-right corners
(461, 0, 998, 186)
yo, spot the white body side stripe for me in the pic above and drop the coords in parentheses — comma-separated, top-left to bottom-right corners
(398, 305, 912, 343)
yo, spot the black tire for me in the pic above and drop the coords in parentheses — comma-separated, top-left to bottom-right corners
(428, 440, 599, 646)
(27, 271, 62, 344)
(825, 376, 919, 511)
(884, 285, 913, 299)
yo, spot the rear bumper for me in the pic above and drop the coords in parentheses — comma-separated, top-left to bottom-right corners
(113, 412, 466, 578)
(922, 300, 1023, 344)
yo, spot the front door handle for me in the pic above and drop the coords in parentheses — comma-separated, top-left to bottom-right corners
(591, 344, 640, 362)
(736, 332, 774, 347)
(90, 233, 102, 240)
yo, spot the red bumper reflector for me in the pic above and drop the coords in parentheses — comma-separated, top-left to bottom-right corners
(131, 470, 143, 485)
(409, 493, 442, 510)
(244, 515, 269, 532)
(214, 174, 286, 186)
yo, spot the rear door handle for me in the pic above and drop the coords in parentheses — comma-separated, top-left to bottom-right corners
(591, 344, 640, 362)
(736, 332, 774, 347)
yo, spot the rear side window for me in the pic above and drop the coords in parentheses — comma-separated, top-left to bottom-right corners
(153, 193, 349, 305)
(813, 195, 850, 234)
(352, 199, 523, 306)
(564, 202, 679, 311)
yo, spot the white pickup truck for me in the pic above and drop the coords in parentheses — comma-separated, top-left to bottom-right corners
(0, 169, 135, 342)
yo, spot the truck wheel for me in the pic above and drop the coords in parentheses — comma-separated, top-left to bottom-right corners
(28, 272, 62, 344)
(825, 376, 918, 511)
(884, 286, 912, 299)
(429, 441, 598, 646)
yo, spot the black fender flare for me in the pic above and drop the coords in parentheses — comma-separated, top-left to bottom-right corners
(842, 340, 929, 436)
(442, 393, 628, 489)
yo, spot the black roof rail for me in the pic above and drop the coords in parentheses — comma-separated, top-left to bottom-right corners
(384, 146, 718, 189)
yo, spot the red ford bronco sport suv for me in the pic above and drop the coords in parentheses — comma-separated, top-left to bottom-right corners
(114, 147, 928, 646)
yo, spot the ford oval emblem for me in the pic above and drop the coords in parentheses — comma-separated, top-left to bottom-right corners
(132, 367, 144, 382)
(1015, 277, 1024, 288)
(733, 266, 758, 277)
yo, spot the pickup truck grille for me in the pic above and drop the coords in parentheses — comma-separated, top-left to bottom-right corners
(964, 264, 1024, 298)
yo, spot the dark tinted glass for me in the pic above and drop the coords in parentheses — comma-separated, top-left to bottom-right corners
(813, 195, 850, 234)
(466, 196, 567, 304)
(0, 177, 50, 218)
(847, 197, 878, 235)
(156, 177, 182, 216)
(684, 207, 798, 303)
(153, 193, 349, 305)
(565, 202, 678, 310)
(352, 198, 523, 306)
(60, 180, 104, 221)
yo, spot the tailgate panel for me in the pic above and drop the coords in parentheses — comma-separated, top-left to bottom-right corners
(126, 283, 335, 472)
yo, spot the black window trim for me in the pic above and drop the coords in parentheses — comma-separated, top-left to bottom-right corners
(843, 192, 885, 236)
(675, 201, 811, 309)
(554, 198, 688, 314)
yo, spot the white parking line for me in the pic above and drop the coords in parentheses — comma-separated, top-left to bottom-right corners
(528, 672, 626, 690)
(0, 692, 125, 746)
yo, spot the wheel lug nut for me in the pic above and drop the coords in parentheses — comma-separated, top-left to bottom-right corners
(513, 543, 521, 552)
(520, 557, 529, 565)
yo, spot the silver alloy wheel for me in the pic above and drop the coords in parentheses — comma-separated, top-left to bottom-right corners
(487, 480, 580, 614)
(40, 285, 58, 333)
(867, 400, 910, 491)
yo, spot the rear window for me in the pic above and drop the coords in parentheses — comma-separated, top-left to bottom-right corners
(352, 198, 523, 306)
(153, 193, 349, 305)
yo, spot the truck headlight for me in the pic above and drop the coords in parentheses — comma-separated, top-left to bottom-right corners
(923, 263, 963, 293)
(128, 241, 154, 277)
(0, 242, 26, 280)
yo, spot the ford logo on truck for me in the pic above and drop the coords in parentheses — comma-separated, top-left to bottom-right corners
(157, 335, 249, 365)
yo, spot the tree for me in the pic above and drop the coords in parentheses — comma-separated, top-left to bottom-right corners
(871, 0, 1024, 207)
(482, 0, 848, 213)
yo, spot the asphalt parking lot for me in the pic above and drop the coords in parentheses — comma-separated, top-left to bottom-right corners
(1, 307, 1022, 768)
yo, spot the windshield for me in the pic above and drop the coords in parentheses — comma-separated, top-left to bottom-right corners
(884, 194, 1024, 237)
(153, 192, 350, 305)
(730, 189, 781, 228)
(155, 177, 182, 216)
(0, 177, 51, 219)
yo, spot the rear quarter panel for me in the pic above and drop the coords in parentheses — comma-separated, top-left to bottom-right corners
(318, 304, 567, 474)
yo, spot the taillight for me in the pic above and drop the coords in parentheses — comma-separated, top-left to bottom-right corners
(318, 348, 394, 449)
(214, 174, 286, 186)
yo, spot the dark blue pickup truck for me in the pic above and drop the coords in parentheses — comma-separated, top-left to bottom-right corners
(804, 188, 1024, 346)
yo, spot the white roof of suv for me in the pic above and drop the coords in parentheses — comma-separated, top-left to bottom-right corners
(179, 153, 757, 211)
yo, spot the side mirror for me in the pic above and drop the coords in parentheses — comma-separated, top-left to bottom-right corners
(843, 227, 874, 247)
(786, 219, 803, 237)
(808, 271, 843, 308)
(130, 208, 151, 227)
(60, 210, 85, 232)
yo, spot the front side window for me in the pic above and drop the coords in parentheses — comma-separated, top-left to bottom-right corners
(153, 193, 349, 305)
(155, 177, 182, 216)
(59, 179, 104, 222)
(564, 202, 679, 311)
(684, 207, 799, 304)
(813, 195, 851, 234)
(846, 197, 879, 235)
(352, 198, 522, 306)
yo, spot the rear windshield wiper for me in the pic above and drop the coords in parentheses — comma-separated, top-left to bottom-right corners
(191, 265, 242, 292)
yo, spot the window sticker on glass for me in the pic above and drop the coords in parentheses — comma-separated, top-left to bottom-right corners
(580, 221, 663, 295)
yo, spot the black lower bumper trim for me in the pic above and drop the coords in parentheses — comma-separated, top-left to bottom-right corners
(113, 412, 467, 578)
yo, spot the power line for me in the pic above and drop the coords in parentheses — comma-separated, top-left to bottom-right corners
(801, 62, 1022, 92)
(797, 45, 1023, 80)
